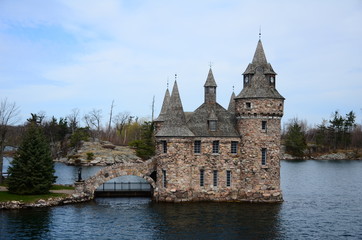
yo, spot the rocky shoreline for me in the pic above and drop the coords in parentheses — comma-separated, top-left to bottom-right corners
(282, 152, 362, 160)
(0, 192, 92, 210)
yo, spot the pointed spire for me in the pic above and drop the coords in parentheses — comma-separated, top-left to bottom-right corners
(252, 40, 267, 64)
(154, 88, 170, 122)
(228, 91, 236, 112)
(204, 68, 217, 87)
(156, 81, 194, 137)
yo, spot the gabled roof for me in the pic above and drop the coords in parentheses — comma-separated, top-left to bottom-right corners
(187, 103, 239, 137)
(235, 71, 284, 99)
(155, 81, 194, 137)
(204, 68, 217, 87)
(154, 88, 170, 122)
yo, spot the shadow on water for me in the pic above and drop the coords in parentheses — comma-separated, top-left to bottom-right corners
(149, 201, 283, 240)
(0, 208, 51, 239)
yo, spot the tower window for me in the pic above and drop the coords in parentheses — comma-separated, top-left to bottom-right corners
(161, 141, 167, 153)
(162, 170, 167, 188)
(213, 170, 218, 187)
(261, 148, 267, 165)
(200, 169, 204, 187)
(226, 170, 231, 187)
(212, 141, 219, 154)
(231, 141, 238, 154)
(262, 121, 267, 132)
(209, 120, 217, 131)
(246, 102, 251, 109)
(194, 140, 201, 154)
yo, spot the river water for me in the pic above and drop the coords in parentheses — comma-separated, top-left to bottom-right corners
(1, 159, 362, 239)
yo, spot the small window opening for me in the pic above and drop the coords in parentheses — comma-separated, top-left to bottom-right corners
(226, 170, 231, 187)
(261, 148, 267, 165)
(231, 141, 238, 154)
(162, 170, 167, 188)
(209, 120, 217, 131)
(246, 102, 251, 109)
(212, 141, 219, 154)
(200, 169, 204, 187)
(262, 121, 267, 132)
(194, 140, 201, 154)
(161, 141, 167, 153)
(213, 170, 218, 187)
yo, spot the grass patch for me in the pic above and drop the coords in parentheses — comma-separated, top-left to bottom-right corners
(50, 184, 75, 190)
(0, 191, 67, 203)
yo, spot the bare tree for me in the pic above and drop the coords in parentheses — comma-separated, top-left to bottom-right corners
(67, 108, 80, 134)
(0, 98, 20, 183)
(83, 109, 102, 140)
(107, 100, 115, 140)
(112, 112, 131, 144)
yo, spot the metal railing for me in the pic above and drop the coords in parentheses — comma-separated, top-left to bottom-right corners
(96, 181, 151, 192)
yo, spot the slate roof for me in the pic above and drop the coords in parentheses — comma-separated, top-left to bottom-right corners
(235, 71, 284, 99)
(228, 92, 236, 113)
(187, 103, 239, 137)
(154, 88, 170, 122)
(155, 81, 195, 137)
(237, 39, 284, 99)
(243, 40, 277, 75)
(204, 68, 217, 87)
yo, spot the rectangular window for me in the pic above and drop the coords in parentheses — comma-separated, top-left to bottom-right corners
(194, 140, 201, 154)
(231, 141, 238, 154)
(212, 141, 219, 154)
(261, 148, 267, 165)
(226, 170, 231, 187)
(161, 141, 167, 153)
(162, 170, 167, 188)
(246, 102, 251, 109)
(262, 121, 267, 132)
(200, 169, 204, 187)
(213, 170, 218, 187)
(209, 120, 217, 131)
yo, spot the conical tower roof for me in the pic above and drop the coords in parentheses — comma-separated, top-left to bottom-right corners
(243, 40, 276, 75)
(156, 81, 194, 137)
(252, 40, 268, 64)
(204, 68, 217, 87)
(228, 92, 236, 112)
(154, 88, 170, 122)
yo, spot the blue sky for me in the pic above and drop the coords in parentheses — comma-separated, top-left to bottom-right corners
(0, 0, 361, 127)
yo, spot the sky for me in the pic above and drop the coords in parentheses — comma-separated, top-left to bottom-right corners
(0, 0, 361, 127)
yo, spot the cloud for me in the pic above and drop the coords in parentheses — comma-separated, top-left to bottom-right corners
(0, 0, 361, 126)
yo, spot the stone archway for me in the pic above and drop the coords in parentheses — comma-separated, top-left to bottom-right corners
(75, 158, 157, 198)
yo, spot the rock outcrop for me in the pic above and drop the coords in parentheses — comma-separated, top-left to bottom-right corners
(56, 141, 143, 166)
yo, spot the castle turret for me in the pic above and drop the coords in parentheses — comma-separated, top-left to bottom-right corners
(204, 68, 217, 104)
(235, 39, 284, 201)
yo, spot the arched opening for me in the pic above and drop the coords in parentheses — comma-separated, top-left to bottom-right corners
(94, 175, 154, 198)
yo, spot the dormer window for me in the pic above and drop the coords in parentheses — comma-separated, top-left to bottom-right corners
(209, 120, 217, 131)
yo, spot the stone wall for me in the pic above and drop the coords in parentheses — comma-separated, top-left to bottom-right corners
(154, 136, 282, 202)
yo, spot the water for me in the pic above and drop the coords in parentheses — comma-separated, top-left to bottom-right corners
(1, 160, 362, 239)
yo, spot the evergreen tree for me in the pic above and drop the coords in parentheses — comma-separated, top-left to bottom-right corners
(129, 121, 155, 160)
(7, 122, 56, 194)
(284, 120, 307, 158)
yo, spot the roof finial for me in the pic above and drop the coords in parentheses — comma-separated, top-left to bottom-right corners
(232, 85, 235, 92)
(259, 25, 262, 40)
(209, 61, 213, 69)
(175, 73, 177, 81)
(167, 77, 169, 89)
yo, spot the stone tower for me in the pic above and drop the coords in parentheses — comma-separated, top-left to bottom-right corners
(234, 39, 284, 200)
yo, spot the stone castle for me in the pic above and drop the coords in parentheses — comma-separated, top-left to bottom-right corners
(153, 39, 285, 202)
